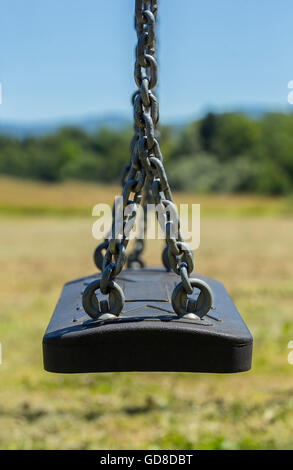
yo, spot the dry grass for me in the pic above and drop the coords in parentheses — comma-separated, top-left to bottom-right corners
(0, 178, 293, 449)
(1, 176, 292, 217)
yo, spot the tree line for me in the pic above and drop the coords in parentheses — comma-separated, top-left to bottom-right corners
(1, 111, 293, 195)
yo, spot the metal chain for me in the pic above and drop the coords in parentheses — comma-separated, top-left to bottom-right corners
(92, 0, 161, 281)
(127, 1, 159, 268)
(126, 180, 152, 268)
(84, 0, 213, 320)
(132, 0, 195, 283)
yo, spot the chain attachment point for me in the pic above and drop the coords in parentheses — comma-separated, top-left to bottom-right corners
(86, 0, 213, 322)
(172, 277, 213, 320)
(82, 279, 125, 320)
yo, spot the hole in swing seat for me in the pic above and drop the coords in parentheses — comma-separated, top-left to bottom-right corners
(43, 268, 253, 374)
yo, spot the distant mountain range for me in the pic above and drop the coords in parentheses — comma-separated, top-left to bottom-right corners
(0, 113, 131, 139)
(1, 105, 291, 138)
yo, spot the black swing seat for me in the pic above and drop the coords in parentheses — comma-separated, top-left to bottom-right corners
(43, 268, 253, 374)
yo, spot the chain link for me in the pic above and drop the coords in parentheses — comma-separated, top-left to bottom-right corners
(127, 180, 152, 268)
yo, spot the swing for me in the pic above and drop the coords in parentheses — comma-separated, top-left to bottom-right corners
(43, 0, 253, 374)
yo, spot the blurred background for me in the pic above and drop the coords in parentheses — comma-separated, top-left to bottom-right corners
(0, 0, 292, 450)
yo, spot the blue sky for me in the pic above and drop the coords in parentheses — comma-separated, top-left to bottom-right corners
(0, 0, 291, 122)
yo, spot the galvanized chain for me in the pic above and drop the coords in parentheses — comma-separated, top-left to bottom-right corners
(126, 180, 152, 268)
(132, 0, 195, 290)
(126, 2, 159, 268)
(92, 0, 159, 283)
(84, 0, 213, 320)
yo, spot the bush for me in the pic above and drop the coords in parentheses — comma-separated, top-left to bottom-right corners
(0, 112, 293, 195)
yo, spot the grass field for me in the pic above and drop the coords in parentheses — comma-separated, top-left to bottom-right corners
(0, 177, 293, 450)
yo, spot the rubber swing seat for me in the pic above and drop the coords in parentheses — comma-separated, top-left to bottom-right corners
(43, 268, 253, 374)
